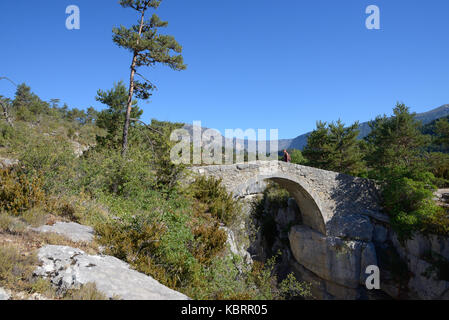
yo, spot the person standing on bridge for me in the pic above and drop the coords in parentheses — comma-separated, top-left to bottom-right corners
(283, 149, 291, 163)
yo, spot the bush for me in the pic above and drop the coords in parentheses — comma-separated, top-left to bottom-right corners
(17, 135, 77, 194)
(78, 147, 156, 198)
(188, 176, 240, 225)
(289, 149, 307, 165)
(191, 221, 227, 265)
(381, 167, 449, 240)
(191, 254, 311, 300)
(252, 182, 290, 251)
(94, 192, 200, 290)
(0, 168, 46, 216)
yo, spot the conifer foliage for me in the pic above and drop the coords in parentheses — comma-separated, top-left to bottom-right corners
(303, 120, 364, 175)
(113, 0, 187, 156)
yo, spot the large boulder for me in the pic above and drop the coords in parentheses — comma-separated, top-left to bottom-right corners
(34, 245, 189, 300)
(289, 225, 377, 289)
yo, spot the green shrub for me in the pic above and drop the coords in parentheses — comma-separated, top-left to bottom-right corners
(79, 147, 156, 198)
(191, 221, 227, 265)
(188, 176, 240, 225)
(0, 168, 46, 216)
(94, 192, 200, 290)
(380, 166, 449, 240)
(17, 135, 77, 193)
(189, 254, 311, 300)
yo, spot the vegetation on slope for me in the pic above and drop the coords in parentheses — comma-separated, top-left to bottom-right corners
(300, 103, 449, 240)
(0, 82, 310, 300)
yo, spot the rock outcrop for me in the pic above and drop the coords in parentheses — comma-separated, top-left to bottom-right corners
(0, 157, 18, 169)
(32, 222, 95, 243)
(221, 226, 253, 264)
(389, 233, 449, 299)
(0, 287, 11, 300)
(34, 245, 189, 300)
(289, 225, 376, 289)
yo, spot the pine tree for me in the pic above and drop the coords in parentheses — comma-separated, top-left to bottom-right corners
(364, 103, 430, 178)
(113, 0, 186, 156)
(436, 118, 449, 147)
(12, 83, 49, 119)
(96, 81, 143, 149)
(303, 120, 364, 175)
(327, 120, 364, 174)
(302, 121, 331, 169)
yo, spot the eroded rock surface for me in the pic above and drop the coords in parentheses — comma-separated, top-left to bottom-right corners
(390, 233, 449, 300)
(32, 222, 95, 243)
(0, 287, 11, 300)
(34, 245, 189, 300)
(289, 225, 376, 289)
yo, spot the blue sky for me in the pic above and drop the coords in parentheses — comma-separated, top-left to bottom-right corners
(0, 0, 448, 139)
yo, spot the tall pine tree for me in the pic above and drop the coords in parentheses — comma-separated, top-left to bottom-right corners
(364, 103, 430, 178)
(303, 120, 364, 175)
(113, 0, 186, 156)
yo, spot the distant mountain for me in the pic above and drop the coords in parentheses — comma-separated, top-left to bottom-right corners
(279, 104, 449, 151)
(181, 104, 449, 153)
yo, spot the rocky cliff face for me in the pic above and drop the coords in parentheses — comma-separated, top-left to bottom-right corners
(237, 190, 449, 300)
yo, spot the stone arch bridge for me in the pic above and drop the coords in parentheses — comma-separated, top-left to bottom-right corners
(189, 161, 395, 299)
(189, 161, 388, 237)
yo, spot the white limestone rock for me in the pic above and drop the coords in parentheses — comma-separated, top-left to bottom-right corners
(289, 225, 373, 288)
(0, 287, 11, 300)
(34, 245, 189, 300)
(32, 222, 94, 243)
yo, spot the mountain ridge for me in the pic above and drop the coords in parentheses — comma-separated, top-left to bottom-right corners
(182, 104, 449, 152)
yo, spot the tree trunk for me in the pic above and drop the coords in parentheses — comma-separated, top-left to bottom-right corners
(0, 101, 13, 127)
(121, 9, 146, 157)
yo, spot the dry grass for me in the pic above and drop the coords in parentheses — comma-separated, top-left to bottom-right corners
(21, 207, 48, 227)
(0, 227, 102, 300)
(0, 211, 101, 300)
(64, 283, 109, 300)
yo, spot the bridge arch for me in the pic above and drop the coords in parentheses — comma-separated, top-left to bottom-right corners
(232, 174, 327, 234)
